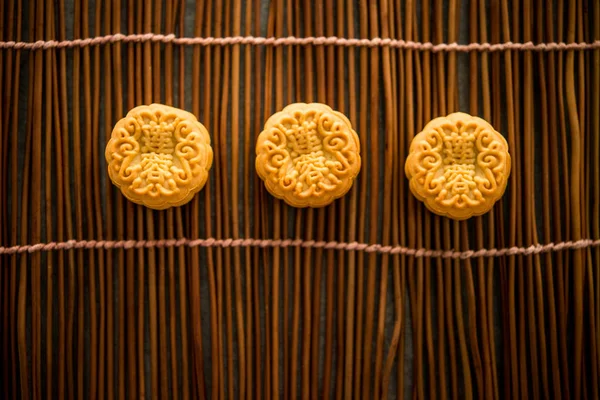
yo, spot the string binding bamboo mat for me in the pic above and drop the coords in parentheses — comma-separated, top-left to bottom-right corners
(0, 0, 599, 399)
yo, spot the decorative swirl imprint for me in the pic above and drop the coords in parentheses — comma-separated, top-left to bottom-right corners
(255, 103, 361, 207)
(405, 112, 511, 220)
(105, 104, 213, 210)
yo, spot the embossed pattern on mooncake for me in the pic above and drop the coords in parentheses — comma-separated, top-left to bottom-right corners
(105, 104, 213, 210)
(255, 103, 361, 208)
(405, 112, 511, 220)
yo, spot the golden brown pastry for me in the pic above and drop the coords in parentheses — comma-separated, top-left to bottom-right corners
(105, 104, 213, 210)
(255, 103, 361, 208)
(405, 112, 511, 220)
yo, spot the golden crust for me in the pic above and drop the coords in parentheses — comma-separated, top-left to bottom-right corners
(405, 112, 511, 220)
(255, 103, 361, 208)
(105, 103, 213, 210)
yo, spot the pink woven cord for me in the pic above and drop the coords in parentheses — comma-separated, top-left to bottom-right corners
(0, 237, 598, 259)
(1, 33, 599, 52)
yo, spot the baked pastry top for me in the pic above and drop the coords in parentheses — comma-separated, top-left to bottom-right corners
(255, 103, 361, 208)
(105, 104, 213, 210)
(405, 112, 511, 220)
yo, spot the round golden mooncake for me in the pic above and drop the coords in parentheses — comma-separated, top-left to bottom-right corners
(255, 103, 361, 208)
(405, 112, 511, 220)
(105, 104, 213, 210)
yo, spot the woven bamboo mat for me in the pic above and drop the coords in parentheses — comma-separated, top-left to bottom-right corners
(1, 0, 599, 398)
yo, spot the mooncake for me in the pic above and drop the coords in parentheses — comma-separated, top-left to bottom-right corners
(405, 112, 511, 220)
(255, 103, 361, 208)
(105, 104, 213, 210)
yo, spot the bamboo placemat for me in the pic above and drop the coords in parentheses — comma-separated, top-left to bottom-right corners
(1, 0, 599, 398)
